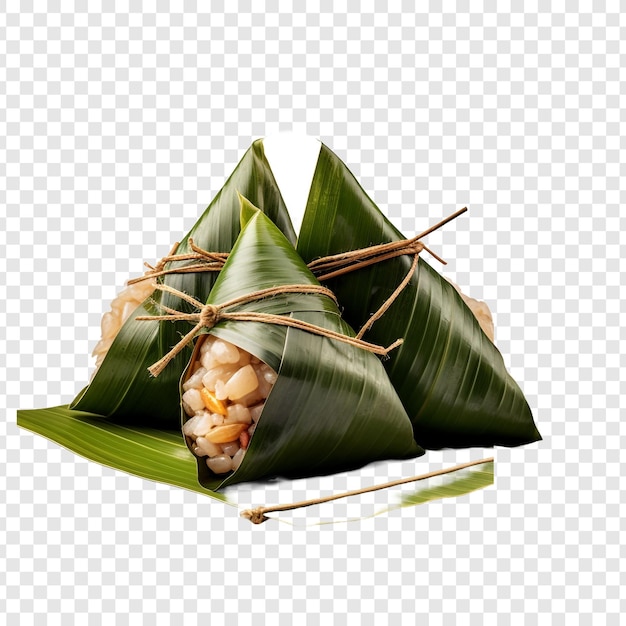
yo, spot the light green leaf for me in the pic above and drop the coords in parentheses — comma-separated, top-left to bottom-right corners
(17, 405, 231, 503)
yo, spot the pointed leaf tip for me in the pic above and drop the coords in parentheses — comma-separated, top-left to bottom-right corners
(298, 143, 541, 449)
(238, 191, 261, 229)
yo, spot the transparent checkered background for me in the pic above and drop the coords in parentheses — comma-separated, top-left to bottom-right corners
(2, 2, 624, 623)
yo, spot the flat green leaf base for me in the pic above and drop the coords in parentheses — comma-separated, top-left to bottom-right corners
(17, 407, 493, 522)
(17, 406, 231, 504)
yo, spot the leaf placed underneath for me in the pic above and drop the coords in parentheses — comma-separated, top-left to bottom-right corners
(17, 406, 494, 521)
(17, 405, 231, 503)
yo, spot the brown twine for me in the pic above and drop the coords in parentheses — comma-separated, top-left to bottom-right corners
(240, 456, 494, 524)
(128, 209, 465, 287)
(308, 207, 467, 281)
(136, 283, 403, 377)
(356, 252, 420, 339)
(308, 207, 468, 338)
(129, 208, 466, 348)
(127, 239, 228, 285)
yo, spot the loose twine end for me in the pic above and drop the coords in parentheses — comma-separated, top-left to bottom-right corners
(310, 207, 467, 338)
(127, 238, 228, 285)
(308, 207, 467, 282)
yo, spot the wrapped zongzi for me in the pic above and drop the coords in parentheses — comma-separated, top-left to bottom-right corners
(142, 198, 423, 489)
(71, 139, 294, 428)
(297, 142, 541, 449)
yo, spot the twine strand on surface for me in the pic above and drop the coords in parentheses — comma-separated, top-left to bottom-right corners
(240, 456, 494, 524)
(355, 251, 420, 339)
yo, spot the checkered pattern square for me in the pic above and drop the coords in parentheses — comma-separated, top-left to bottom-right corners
(2, 3, 624, 624)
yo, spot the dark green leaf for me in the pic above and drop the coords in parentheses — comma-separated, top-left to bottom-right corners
(297, 143, 541, 449)
(184, 202, 423, 490)
(71, 140, 295, 429)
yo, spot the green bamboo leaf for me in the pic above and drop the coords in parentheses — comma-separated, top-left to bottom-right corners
(16, 405, 489, 518)
(297, 143, 541, 449)
(181, 201, 423, 490)
(396, 460, 494, 509)
(71, 139, 295, 429)
(16, 406, 230, 503)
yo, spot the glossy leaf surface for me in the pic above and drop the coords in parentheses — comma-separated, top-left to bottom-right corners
(17, 405, 230, 502)
(185, 203, 423, 490)
(71, 140, 295, 428)
(297, 143, 541, 449)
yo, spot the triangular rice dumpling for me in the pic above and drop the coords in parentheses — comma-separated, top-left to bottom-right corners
(71, 140, 295, 428)
(297, 143, 541, 449)
(174, 199, 423, 489)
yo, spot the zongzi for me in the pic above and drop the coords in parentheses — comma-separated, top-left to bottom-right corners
(298, 142, 541, 449)
(71, 139, 295, 428)
(140, 197, 423, 489)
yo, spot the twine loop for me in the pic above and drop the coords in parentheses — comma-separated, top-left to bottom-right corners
(405, 241, 425, 256)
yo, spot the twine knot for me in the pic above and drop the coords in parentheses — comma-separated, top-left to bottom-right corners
(404, 241, 425, 256)
(307, 208, 467, 338)
(200, 304, 220, 329)
(240, 508, 269, 524)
